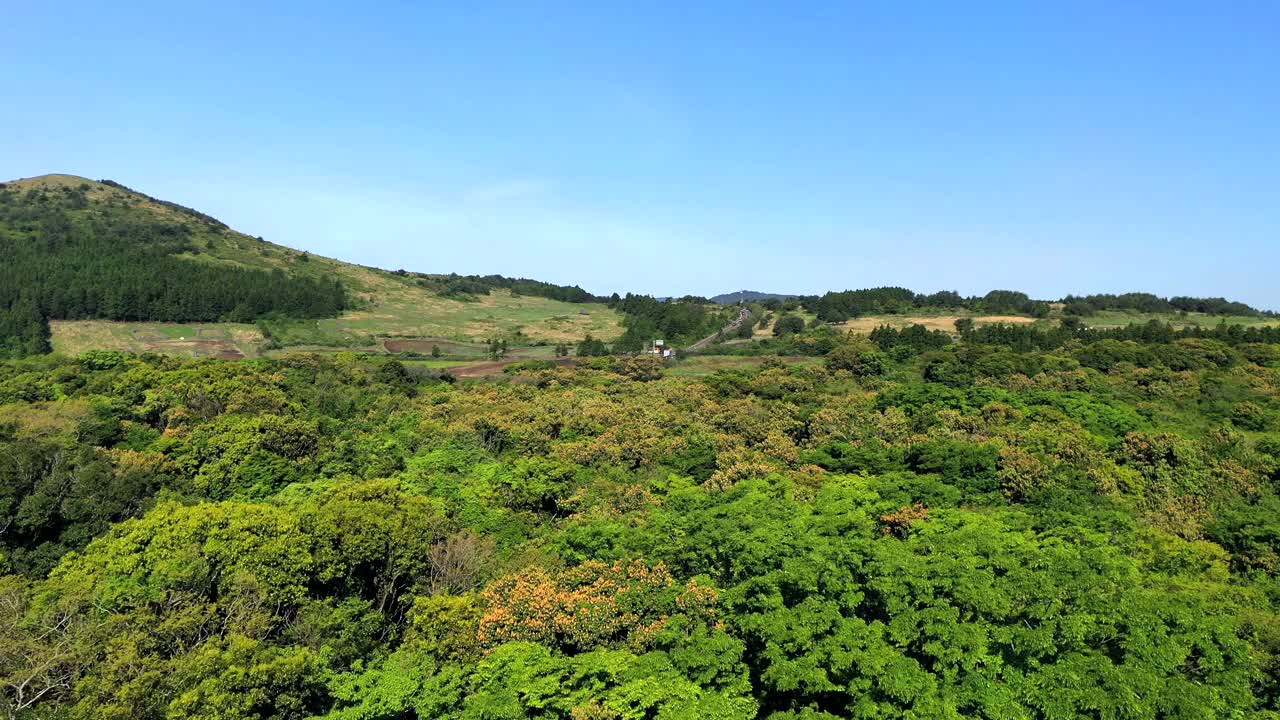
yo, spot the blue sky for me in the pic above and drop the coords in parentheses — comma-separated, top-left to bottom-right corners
(2, 2, 1277, 307)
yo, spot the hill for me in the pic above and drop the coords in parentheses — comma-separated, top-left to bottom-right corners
(710, 289, 797, 305)
(0, 175, 624, 358)
(0, 175, 346, 356)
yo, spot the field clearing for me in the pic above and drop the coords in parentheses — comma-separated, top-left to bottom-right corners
(383, 338, 490, 357)
(50, 321, 264, 359)
(265, 289, 624, 346)
(1081, 310, 1280, 330)
(838, 314, 1040, 334)
(666, 355, 821, 377)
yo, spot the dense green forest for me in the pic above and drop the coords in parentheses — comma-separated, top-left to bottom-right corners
(607, 294, 736, 351)
(2, 319, 1279, 719)
(1061, 292, 1268, 317)
(0, 182, 347, 357)
(394, 270, 601, 304)
(799, 288, 1051, 322)
(711, 317, 1280, 360)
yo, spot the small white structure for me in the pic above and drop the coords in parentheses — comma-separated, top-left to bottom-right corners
(648, 340, 675, 359)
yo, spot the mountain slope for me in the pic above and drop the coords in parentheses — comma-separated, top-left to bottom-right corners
(0, 175, 350, 357)
(5, 174, 407, 299)
(0, 175, 623, 358)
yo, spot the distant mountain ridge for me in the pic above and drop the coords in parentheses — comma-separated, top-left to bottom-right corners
(710, 290, 798, 305)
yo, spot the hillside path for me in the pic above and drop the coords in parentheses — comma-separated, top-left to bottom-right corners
(686, 306, 752, 352)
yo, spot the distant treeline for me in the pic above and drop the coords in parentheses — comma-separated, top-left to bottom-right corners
(862, 317, 1280, 352)
(0, 183, 346, 358)
(394, 270, 601, 304)
(796, 288, 1049, 322)
(962, 316, 1280, 350)
(702, 316, 1280, 361)
(770, 286, 1269, 323)
(1060, 292, 1270, 317)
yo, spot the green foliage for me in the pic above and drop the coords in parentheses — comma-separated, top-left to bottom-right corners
(576, 334, 610, 357)
(0, 336, 1278, 718)
(406, 271, 601, 303)
(869, 323, 952, 353)
(825, 345, 887, 376)
(801, 286, 1265, 324)
(611, 295, 729, 351)
(503, 359, 557, 374)
(617, 356, 664, 381)
(773, 314, 806, 338)
(1063, 291, 1264, 317)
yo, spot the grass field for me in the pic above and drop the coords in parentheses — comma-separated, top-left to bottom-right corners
(381, 338, 490, 357)
(1079, 310, 1280, 329)
(182, 219, 626, 345)
(262, 289, 622, 346)
(50, 321, 265, 359)
(751, 310, 1044, 339)
(836, 313, 1042, 334)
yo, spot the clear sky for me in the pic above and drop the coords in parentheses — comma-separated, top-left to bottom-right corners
(2, 2, 1277, 307)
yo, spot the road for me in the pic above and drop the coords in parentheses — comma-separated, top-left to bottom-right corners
(686, 306, 752, 352)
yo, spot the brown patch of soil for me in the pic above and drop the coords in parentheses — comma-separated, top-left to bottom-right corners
(450, 357, 576, 378)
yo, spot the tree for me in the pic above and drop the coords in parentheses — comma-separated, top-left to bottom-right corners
(576, 335, 609, 357)
(0, 577, 84, 719)
(825, 344, 887, 376)
(486, 339, 505, 360)
(618, 356, 664, 381)
(773, 315, 805, 338)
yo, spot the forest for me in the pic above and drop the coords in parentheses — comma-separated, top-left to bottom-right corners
(0, 183, 347, 357)
(794, 288, 1272, 324)
(607, 294, 736, 351)
(2, 319, 1279, 719)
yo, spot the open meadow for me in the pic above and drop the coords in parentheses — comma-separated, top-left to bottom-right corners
(49, 320, 266, 359)
(262, 289, 622, 346)
(1080, 309, 1280, 329)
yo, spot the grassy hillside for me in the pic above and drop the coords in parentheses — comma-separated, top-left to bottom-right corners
(48, 320, 267, 359)
(4, 175, 624, 358)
